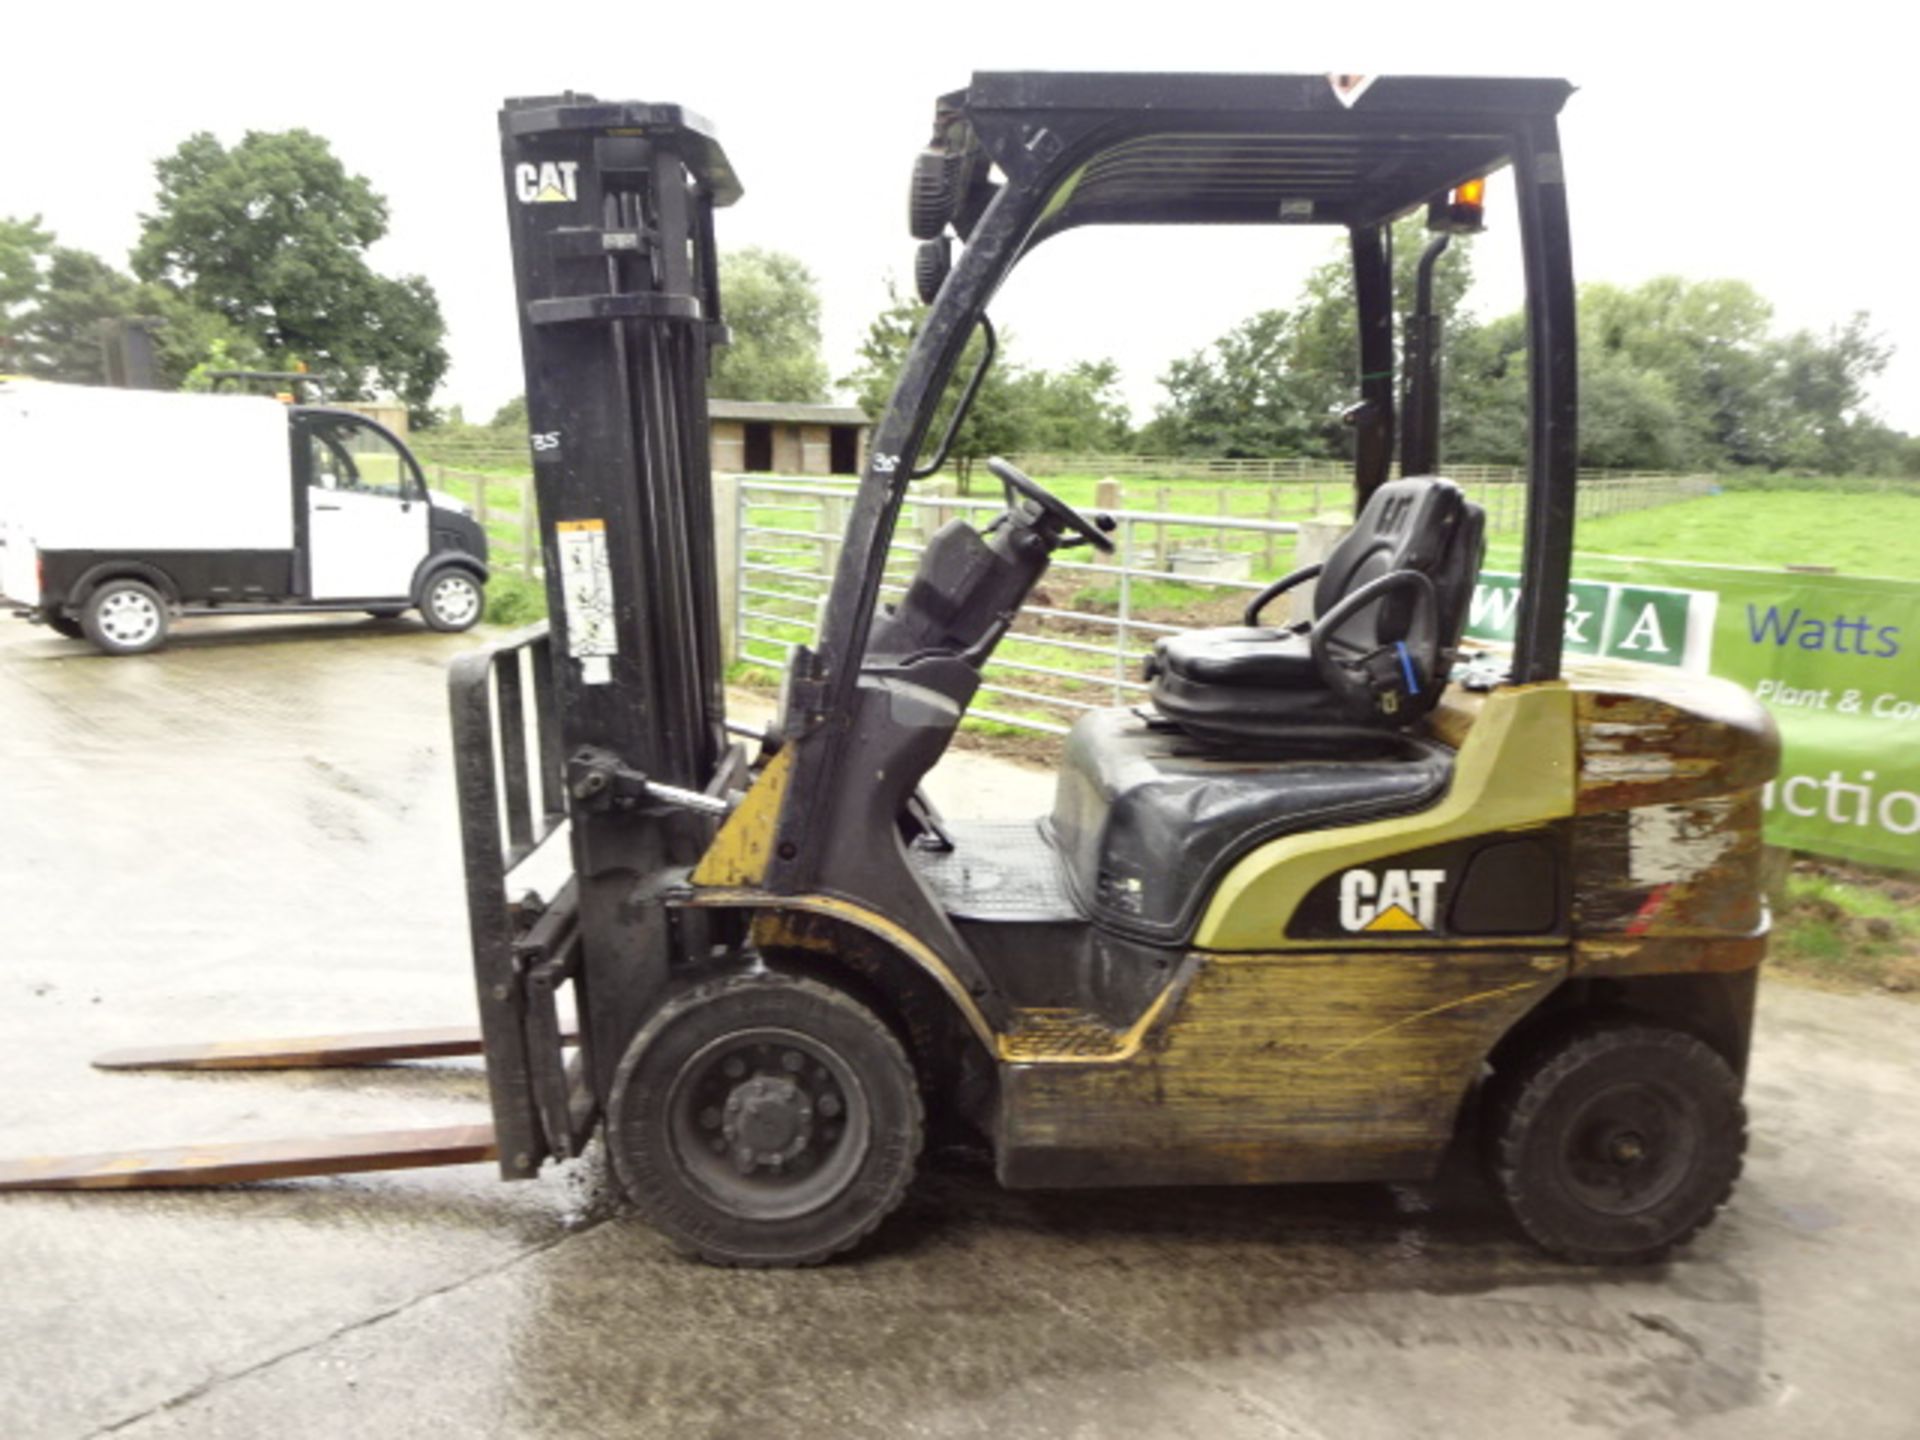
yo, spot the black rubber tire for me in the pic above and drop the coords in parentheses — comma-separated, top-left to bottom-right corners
(1487, 1023, 1746, 1265)
(81, 579, 170, 656)
(908, 149, 956, 240)
(44, 614, 85, 640)
(419, 570, 484, 632)
(365, 607, 406, 620)
(608, 972, 923, 1267)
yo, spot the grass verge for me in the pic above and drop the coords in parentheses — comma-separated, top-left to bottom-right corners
(1771, 857, 1920, 996)
(485, 571, 548, 627)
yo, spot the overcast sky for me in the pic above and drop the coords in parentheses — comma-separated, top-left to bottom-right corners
(7, 2, 1913, 432)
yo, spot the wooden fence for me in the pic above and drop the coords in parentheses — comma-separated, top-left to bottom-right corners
(430, 466, 539, 574)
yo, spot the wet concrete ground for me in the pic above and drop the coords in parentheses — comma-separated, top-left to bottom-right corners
(1, 612, 1917, 1437)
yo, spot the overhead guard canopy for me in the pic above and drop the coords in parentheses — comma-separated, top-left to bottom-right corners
(938, 72, 1574, 239)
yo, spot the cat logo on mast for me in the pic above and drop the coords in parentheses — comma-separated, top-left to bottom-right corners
(1339, 868, 1445, 933)
(514, 161, 581, 205)
(1329, 74, 1379, 109)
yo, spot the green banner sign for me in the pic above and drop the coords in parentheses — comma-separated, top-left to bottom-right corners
(1468, 572, 1717, 671)
(1478, 559, 1920, 869)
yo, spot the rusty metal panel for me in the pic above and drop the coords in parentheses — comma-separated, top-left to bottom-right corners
(1573, 792, 1768, 943)
(1573, 670, 1778, 815)
(997, 948, 1561, 1188)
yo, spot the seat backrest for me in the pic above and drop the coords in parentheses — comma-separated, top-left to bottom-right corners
(1314, 476, 1485, 658)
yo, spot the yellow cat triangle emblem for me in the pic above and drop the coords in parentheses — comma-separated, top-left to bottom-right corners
(1363, 903, 1425, 933)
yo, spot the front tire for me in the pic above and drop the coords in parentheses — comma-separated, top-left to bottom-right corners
(608, 972, 923, 1267)
(1488, 1023, 1746, 1265)
(420, 570, 483, 632)
(81, 579, 170, 655)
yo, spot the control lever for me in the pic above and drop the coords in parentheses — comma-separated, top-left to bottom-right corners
(566, 747, 733, 817)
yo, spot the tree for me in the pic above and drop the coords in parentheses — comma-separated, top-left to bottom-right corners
(1, 215, 266, 387)
(0, 215, 53, 372)
(1443, 310, 1529, 466)
(1152, 246, 1911, 475)
(1148, 216, 1480, 459)
(842, 282, 1132, 488)
(709, 248, 830, 403)
(842, 280, 1023, 487)
(1756, 313, 1892, 474)
(1147, 308, 1325, 457)
(14, 248, 142, 382)
(1579, 277, 1775, 468)
(1007, 360, 1133, 452)
(132, 129, 448, 422)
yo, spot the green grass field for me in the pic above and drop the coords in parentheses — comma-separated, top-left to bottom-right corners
(1489, 490, 1920, 580)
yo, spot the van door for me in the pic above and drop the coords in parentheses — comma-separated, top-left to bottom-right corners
(302, 415, 430, 601)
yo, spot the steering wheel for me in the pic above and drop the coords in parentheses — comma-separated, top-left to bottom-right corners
(986, 457, 1116, 554)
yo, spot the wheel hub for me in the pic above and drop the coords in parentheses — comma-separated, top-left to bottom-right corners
(1559, 1081, 1697, 1216)
(432, 576, 478, 624)
(1606, 1130, 1648, 1166)
(722, 1074, 814, 1170)
(100, 592, 160, 645)
(666, 1032, 865, 1218)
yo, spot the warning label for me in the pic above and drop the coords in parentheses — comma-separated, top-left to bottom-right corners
(555, 518, 617, 679)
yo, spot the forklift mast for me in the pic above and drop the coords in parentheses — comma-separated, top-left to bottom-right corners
(451, 98, 746, 1178)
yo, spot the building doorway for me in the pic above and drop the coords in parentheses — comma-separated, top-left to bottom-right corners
(744, 423, 773, 473)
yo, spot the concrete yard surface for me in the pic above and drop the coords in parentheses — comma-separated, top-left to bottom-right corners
(1, 612, 1917, 1438)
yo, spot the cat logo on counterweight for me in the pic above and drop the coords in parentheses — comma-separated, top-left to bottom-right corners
(1338, 868, 1446, 933)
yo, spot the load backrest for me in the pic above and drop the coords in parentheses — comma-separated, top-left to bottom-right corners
(1313, 477, 1484, 655)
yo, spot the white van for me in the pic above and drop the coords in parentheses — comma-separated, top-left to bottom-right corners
(0, 380, 490, 654)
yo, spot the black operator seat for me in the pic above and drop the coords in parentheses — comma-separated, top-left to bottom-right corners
(1146, 477, 1486, 743)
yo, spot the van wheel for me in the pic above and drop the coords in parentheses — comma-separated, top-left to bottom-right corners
(45, 615, 85, 640)
(82, 580, 170, 655)
(608, 972, 923, 1267)
(365, 607, 406, 620)
(421, 571, 484, 632)
(1487, 1024, 1745, 1265)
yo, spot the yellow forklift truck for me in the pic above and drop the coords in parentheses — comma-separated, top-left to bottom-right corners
(0, 75, 1777, 1270)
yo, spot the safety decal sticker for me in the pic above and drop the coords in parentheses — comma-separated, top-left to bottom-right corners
(1338, 868, 1446, 933)
(556, 518, 616, 683)
(1328, 75, 1379, 109)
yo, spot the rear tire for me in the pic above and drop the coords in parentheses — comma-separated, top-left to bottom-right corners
(365, 607, 406, 620)
(1487, 1023, 1745, 1265)
(420, 570, 483, 632)
(608, 972, 923, 1267)
(81, 579, 169, 655)
(44, 614, 85, 640)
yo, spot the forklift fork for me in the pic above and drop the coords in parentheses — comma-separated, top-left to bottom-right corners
(0, 1125, 501, 1191)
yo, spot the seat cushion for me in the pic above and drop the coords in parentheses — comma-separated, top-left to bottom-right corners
(1151, 625, 1317, 689)
(1048, 708, 1455, 944)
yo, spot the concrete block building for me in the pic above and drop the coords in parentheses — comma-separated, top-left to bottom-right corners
(709, 399, 868, 476)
